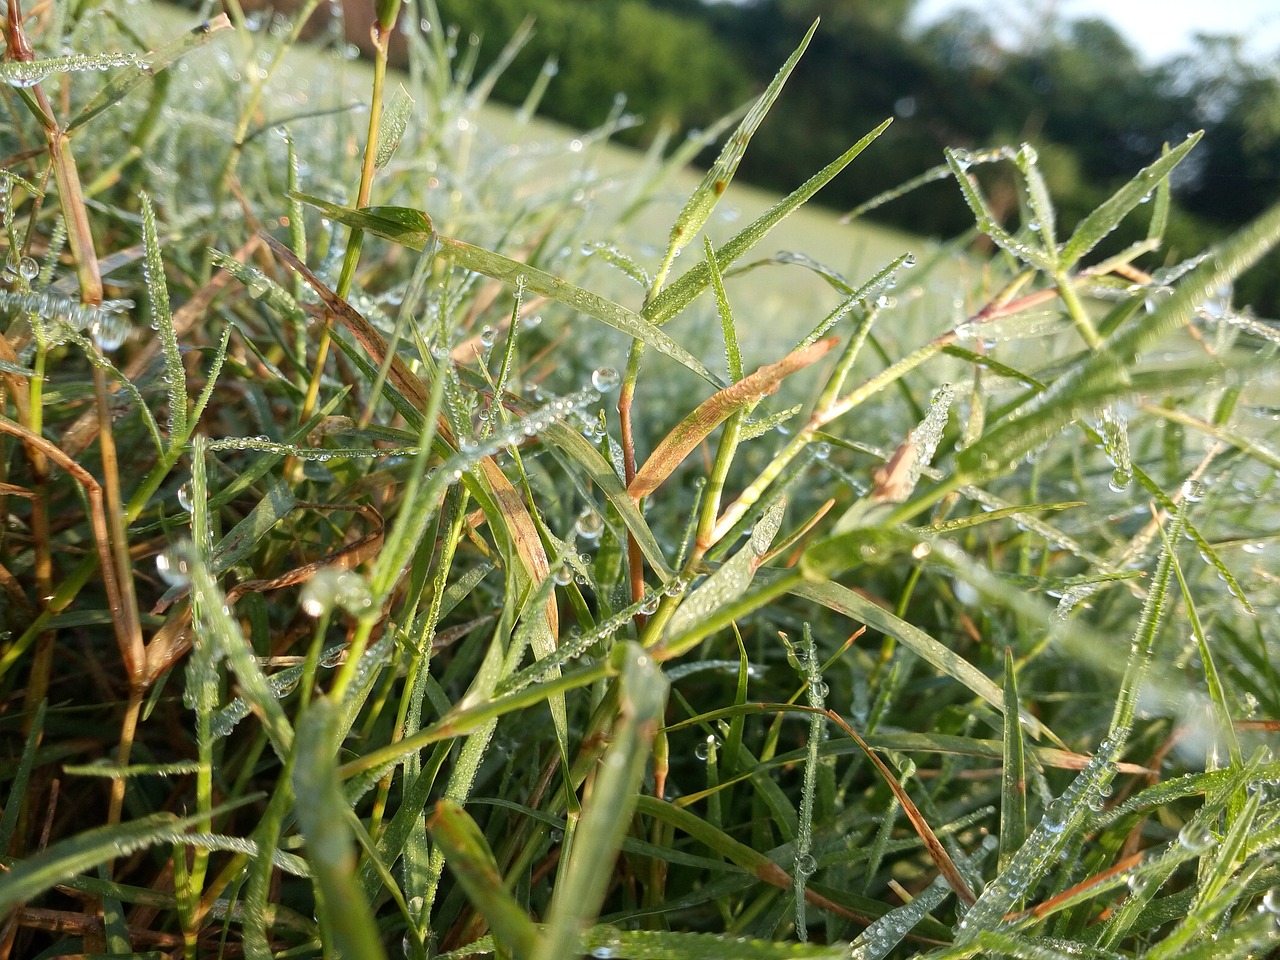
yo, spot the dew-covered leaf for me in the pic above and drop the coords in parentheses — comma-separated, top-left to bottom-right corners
(374, 83, 414, 170)
(789, 577, 1049, 741)
(645, 121, 891, 328)
(69, 16, 232, 132)
(293, 698, 387, 960)
(1060, 132, 1201, 268)
(437, 235, 722, 387)
(534, 642, 668, 960)
(664, 20, 818, 261)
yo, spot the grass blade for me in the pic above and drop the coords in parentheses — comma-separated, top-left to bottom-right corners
(534, 642, 669, 960)
(427, 799, 539, 959)
(138, 192, 186, 442)
(664, 20, 818, 263)
(645, 121, 891, 328)
(1060, 132, 1201, 267)
(293, 697, 387, 960)
(958, 196, 1280, 481)
(789, 578, 1050, 742)
(999, 648, 1028, 873)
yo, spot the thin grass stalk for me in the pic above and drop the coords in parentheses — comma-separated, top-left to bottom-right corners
(300, 7, 397, 426)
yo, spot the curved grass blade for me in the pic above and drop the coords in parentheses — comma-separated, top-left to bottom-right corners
(0, 808, 223, 915)
(427, 799, 539, 960)
(281, 201, 721, 386)
(69, 15, 233, 132)
(437, 235, 723, 387)
(789, 578, 1049, 741)
(293, 697, 387, 960)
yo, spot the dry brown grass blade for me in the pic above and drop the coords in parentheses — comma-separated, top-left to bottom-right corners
(825, 708, 977, 905)
(628, 336, 838, 502)
(1014, 850, 1146, 922)
(261, 231, 558, 637)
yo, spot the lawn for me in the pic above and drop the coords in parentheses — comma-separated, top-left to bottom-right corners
(1, 3, 1278, 959)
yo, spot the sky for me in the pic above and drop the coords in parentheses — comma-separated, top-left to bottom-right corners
(909, 0, 1280, 65)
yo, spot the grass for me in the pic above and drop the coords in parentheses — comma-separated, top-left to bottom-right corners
(1, 1, 1279, 958)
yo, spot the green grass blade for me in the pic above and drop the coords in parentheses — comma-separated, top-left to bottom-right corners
(665, 20, 818, 261)
(374, 83, 414, 170)
(789, 578, 1049, 742)
(138, 192, 186, 442)
(1163, 525, 1243, 769)
(0, 700, 45, 854)
(542, 423, 674, 578)
(706, 235, 743, 382)
(293, 697, 387, 960)
(427, 798, 539, 959)
(1015, 142, 1058, 256)
(534, 642, 669, 960)
(999, 648, 1028, 873)
(438, 235, 723, 388)
(0, 810, 206, 915)
(1060, 132, 1201, 267)
(645, 121, 891, 328)
(68, 15, 232, 132)
(959, 196, 1280, 481)
(945, 147, 1055, 272)
(665, 499, 785, 641)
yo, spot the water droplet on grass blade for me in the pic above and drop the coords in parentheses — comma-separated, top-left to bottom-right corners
(574, 508, 603, 541)
(91, 311, 131, 351)
(1178, 821, 1215, 852)
(591, 367, 619, 392)
(156, 549, 191, 587)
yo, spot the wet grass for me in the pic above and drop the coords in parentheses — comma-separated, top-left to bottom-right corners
(1, 2, 1279, 959)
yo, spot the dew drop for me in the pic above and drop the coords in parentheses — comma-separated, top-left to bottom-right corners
(90, 312, 131, 351)
(795, 853, 817, 877)
(479, 325, 497, 348)
(155, 549, 191, 587)
(1178, 821, 1215, 852)
(1263, 888, 1280, 914)
(18, 256, 38, 281)
(694, 734, 719, 760)
(574, 508, 603, 542)
(1181, 479, 1205, 502)
(177, 481, 194, 513)
(591, 367, 620, 392)
(639, 593, 660, 615)
(553, 565, 573, 586)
